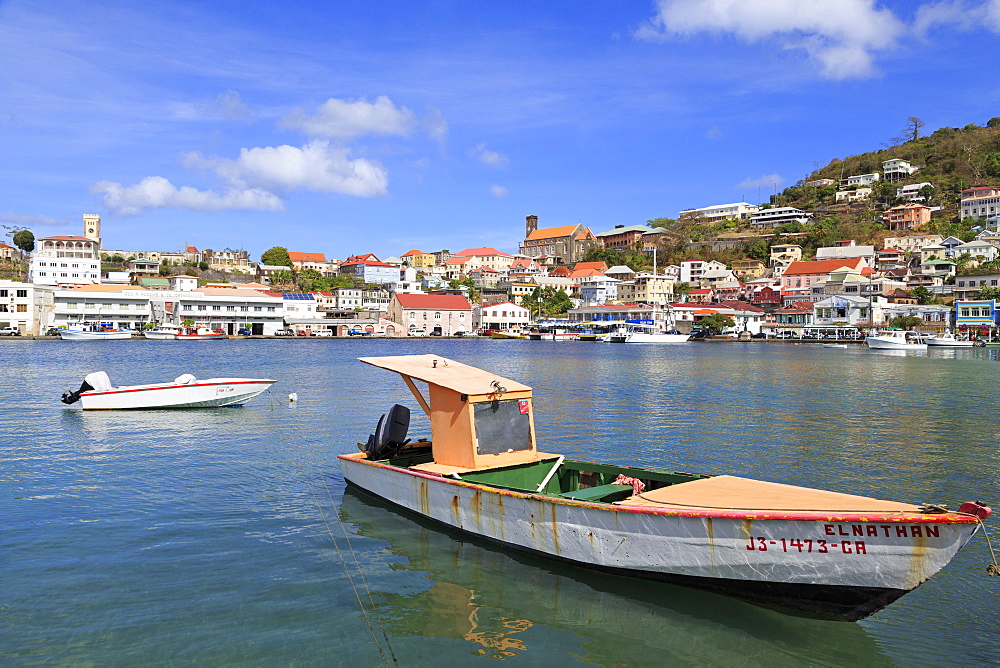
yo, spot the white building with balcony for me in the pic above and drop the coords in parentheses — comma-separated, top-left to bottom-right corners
(896, 182, 933, 201)
(881, 159, 919, 182)
(749, 207, 813, 229)
(28, 236, 101, 286)
(839, 173, 880, 189)
(678, 202, 760, 223)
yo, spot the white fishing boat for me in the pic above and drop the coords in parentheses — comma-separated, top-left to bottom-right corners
(865, 330, 928, 350)
(175, 326, 226, 340)
(624, 323, 691, 343)
(339, 354, 992, 622)
(58, 322, 133, 340)
(926, 330, 975, 347)
(143, 324, 183, 340)
(60, 371, 276, 409)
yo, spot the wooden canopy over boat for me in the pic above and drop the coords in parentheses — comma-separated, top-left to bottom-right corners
(359, 354, 539, 470)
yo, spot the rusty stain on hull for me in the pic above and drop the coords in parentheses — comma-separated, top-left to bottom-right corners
(472, 490, 482, 531)
(451, 494, 461, 527)
(706, 518, 717, 576)
(550, 503, 560, 556)
(419, 480, 430, 516)
(906, 533, 929, 589)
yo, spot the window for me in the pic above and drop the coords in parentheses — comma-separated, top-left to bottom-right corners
(85, 303, 96, 309)
(119, 304, 129, 310)
(212, 306, 221, 311)
(267, 307, 275, 312)
(254, 306, 262, 312)
(16, 290, 27, 298)
(17, 304, 27, 312)
(197, 305, 207, 311)
(183, 305, 192, 311)
(0, 290, 5, 297)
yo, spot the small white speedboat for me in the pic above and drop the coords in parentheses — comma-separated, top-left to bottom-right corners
(927, 330, 975, 347)
(60, 372, 276, 409)
(143, 324, 183, 340)
(865, 330, 927, 350)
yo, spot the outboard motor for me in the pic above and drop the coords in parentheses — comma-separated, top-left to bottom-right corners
(61, 379, 94, 405)
(364, 404, 411, 460)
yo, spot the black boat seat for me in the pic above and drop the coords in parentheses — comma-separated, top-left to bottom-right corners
(560, 483, 633, 502)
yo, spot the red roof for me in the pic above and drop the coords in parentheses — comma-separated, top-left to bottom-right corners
(185, 246, 199, 253)
(783, 258, 865, 276)
(395, 293, 472, 310)
(41, 235, 92, 241)
(288, 251, 327, 263)
(454, 247, 511, 257)
(401, 249, 428, 257)
(549, 266, 571, 277)
(341, 259, 393, 268)
(574, 261, 608, 272)
(688, 288, 713, 294)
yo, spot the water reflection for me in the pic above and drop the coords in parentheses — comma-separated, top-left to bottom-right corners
(337, 486, 891, 666)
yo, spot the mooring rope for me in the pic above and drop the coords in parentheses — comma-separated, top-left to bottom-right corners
(308, 480, 399, 666)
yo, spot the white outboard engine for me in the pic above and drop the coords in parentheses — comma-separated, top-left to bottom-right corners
(364, 404, 411, 460)
(61, 371, 112, 404)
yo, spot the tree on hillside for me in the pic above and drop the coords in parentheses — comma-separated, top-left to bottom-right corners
(910, 285, 933, 304)
(904, 117, 926, 142)
(12, 229, 34, 252)
(261, 246, 292, 267)
(977, 286, 1000, 301)
(270, 269, 294, 286)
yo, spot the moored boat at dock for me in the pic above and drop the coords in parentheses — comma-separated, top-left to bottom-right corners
(865, 330, 927, 350)
(339, 354, 991, 621)
(58, 322, 133, 340)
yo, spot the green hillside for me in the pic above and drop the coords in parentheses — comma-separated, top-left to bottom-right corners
(644, 117, 1000, 268)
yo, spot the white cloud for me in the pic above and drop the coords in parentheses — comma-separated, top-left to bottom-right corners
(490, 185, 509, 198)
(93, 140, 388, 216)
(91, 176, 283, 217)
(423, 106, 449, 143)
(185, 140, 388, 197)
(706, 126, 723, 139)
(637, 0, 905, 79)
(172, 90, 252, 121)
(0, 212, 68, 227)
(915, 0, 1000, 34)
(280, 95, 417, 140)
(736, 173, 784, 189)
(472, 143, 510, 168)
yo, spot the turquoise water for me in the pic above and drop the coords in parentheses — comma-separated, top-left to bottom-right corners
(3, 339, 998, 665)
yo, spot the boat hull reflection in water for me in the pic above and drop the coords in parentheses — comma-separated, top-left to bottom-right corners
(338, 486, 893, 665)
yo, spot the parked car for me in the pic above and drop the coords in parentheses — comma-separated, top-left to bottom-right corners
(237, 327, 252, 336)
(274, 328, 294, 336)
(0, 326, 20, 336)
(688, 330, 709, 340)
(409, 329, 428, 337)
(751, 332, 768, 339)
(774, 332, 797, 339)
(314, 329, 333, 337)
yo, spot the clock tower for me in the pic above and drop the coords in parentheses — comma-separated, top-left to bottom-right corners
(83, 214, 101, 247)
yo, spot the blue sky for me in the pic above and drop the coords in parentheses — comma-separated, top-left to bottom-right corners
(2, 0, 1000, 261)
